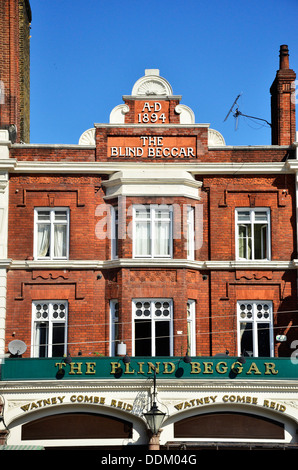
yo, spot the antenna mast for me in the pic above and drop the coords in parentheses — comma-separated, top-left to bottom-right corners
(224, 94, 271, 129)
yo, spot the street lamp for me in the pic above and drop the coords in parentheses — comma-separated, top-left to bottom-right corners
(143, 401, 166, 436)
(143, 354, 191, 436)
(121, 355, 191, 449)
(143, 365, 166, 448)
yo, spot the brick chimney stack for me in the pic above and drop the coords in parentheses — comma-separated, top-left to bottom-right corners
(0, 0, 31, 143)
(270, 45, 296, 146)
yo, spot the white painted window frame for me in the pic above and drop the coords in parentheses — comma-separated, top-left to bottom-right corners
(187, 206, 195, 260)
(133, 204, 173, 259)
(132, 298, 173, 356)
(31, 300, 68, 358)
(235, 207, 271, 261)
(187, 299, 196, 355)
(237, 300, 274, 357)
(111, 206, 119, 259)
(109, 299, 119, 356)
(34, 207, 70, 260)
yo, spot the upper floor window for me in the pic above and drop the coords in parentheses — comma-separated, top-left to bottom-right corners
(132, 299, 173, 356)
(34, 208, 69, 260)
(236, 208, 270, 260)
(109, 299, 119, 356)
(186, 206, 195, 260)
(187, 300, 196, 355)
(237, 301, 273, 357)
(31, 301, 68, 358)
(133, 205, 173, 258)
(111, 207, 119, 259)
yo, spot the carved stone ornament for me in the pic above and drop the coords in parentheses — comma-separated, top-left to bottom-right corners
(174, 104, 195, 124)
(208, 128, 226, 146)
(78, 128, 96, 145)
(109, 104, 130, 124)
(131, 69, 173, 96)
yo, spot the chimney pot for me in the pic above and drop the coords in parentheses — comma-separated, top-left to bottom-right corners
(279, 44, 290, 70)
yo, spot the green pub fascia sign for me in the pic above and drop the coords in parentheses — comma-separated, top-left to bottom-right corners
(1, 356, 298, 381)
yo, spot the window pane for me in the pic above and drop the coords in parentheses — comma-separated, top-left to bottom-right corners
(135, 222, 151, 256)
(35, 322, 48, 357)
(54, 224, 67, 257)
(135, 319, 151, 356)
(238, 224, 251, 259)
(33, 301, 67, 358)
(262, 226, 267, 259)
(37, 224, 50, 257)
(112, 209, 118, 258)
(135, 208, 150, 219)
(254, 211, 268, 221)
(36, 209, 69, 260)
(237, 211, 250, 221)
(155, 321, 170, 356)
(110, 301, 119, 355)
(187, 207, 194, 259)
(257, 323, 271, 356)
(54, 211, 68, 221)
(155, 208, 170, 219)
(240, 322, 253, 356)
(37, 211, 50, 221)
(254, 224, 267, 259)
(236, 209, 270, 261)
(52, 323, 65, 357)
(187, 301, 195, 355)
(154, 221, 170, 256)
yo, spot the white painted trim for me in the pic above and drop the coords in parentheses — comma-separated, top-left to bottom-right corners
(102, 169, 202, 200)
(0, 268, 7, 355)
(31, 300, 68, 358)
(132, 204, 173, 259)
(94, 123, 209, 129)
(8, 258, 296, 270)
(132, 298, 173, 357)
(1, 160, 292, 175)
(235, 207, 271, 261)
(236, 300, 274, 357)
(187, 299, 196, 356)
(34, 207, 70, 261)
(109, 299, 119, 356)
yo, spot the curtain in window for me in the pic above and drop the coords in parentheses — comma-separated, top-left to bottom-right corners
(135, 221, 150, 256)
(154, 220, 170, 256)
(54, 224, 67, 257)
(37, 224, 50, 257)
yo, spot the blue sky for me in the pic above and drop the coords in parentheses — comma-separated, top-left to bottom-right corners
(29, 0, 298, 146)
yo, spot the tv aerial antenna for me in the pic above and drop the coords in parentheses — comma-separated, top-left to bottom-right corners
(224, 93, 271, 130)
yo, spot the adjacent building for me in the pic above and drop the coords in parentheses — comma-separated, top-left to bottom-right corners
(1, 1, 298, 450)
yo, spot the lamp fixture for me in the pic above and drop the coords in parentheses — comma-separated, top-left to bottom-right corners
(143, 401, 166, 435)
(143, 365, 166, 435)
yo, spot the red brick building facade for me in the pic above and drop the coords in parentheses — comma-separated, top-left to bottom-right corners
(4, 52, 297, 362)
(1, 1, 298, 450)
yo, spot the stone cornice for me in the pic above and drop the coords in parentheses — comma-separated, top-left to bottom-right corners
(0, 160, 294, 175)
(2, 377, 298, 394)
(94, 123, 209, 128)
(6, 259, 297, 270)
